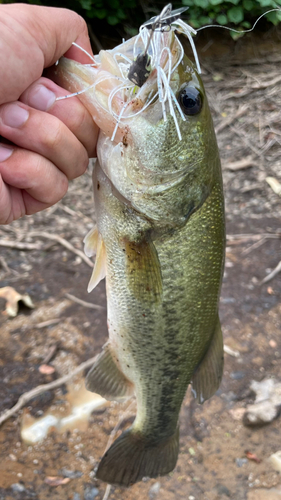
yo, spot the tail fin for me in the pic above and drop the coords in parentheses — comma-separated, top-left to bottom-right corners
(96, 427, 179, 487)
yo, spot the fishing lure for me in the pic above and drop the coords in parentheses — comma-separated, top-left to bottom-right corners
(127, 4, 189, 88)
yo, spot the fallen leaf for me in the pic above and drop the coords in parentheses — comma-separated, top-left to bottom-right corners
(44, 477, 70, 486)
(0, 286, 34, 317)
(245, 451, 261, 463)
(266, 177, 281, 196)
(38, 364, 55, 375)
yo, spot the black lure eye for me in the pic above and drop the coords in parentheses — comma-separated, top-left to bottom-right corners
(178, 86, 202, 116)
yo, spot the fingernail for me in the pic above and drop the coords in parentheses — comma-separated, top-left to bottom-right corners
(27, 85, 56, 111)
(2, 104, 29, 128)
(0, 144, 13, 162)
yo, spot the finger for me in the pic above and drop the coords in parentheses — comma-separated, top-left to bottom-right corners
(0, 145, 68, 224)
(20, 77, 98, 158)
(0, 101, 89, 180)
(0, 5, 93, 104)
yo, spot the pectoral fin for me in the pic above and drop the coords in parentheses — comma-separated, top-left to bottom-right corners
(191, 316, 224, 404)
(86, 343, 134, 401)
(84, 227, 99, 258)
(87, 233, 106, 293)
(124, 238, 162, 303)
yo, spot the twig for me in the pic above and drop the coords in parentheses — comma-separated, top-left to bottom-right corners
(0, 355, 97, 426)
(261, 261, 281, 285)
(28, 231, 94, 268)
(59, 203, 93, 222)
(104, 399, 136, 454)
(0, 256, 10, 274)
(242, 237, 266, 255)
(36, 319, 61, 329)
(215, 104, 248, 134)
(0, 240, 41, 250)
(224, 345, 240, 358)
(226, 233, 281, 245)
(223, 156, 258, 171)
(65, 293, 105, 310)
(41, 343, 59, 365)
(0, 255, 19, 276)
(102, 485, 112, 500)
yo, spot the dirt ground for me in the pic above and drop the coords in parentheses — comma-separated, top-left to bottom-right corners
(0, 28, 281, 500)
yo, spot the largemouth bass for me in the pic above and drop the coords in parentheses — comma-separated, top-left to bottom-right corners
(54, 8, 225, 487)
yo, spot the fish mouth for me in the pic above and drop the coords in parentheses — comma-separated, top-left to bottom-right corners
(90, 23, 200, 142)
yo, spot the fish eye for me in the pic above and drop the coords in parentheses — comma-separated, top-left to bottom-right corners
(178, 86, 202, 116)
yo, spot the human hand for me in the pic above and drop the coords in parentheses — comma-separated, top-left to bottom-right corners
(0, 4, 98, 224)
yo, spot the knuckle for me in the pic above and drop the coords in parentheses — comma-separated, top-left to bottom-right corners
(44, 120, 64, 151)
(71, 148, 89, 179)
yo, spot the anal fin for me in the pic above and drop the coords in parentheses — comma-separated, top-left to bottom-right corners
(85, 343, 134, 401)
(191, 316, 224, 404)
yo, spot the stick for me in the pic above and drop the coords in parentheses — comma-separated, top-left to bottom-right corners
(215, 104, 248, 134)
(0, 355, 97, 427)
(224, 345, 240, 358)
(0, 240, 41, 250)
(0, 256, 10, 273)
(102, 485, 112, 500)
(226, 233, 281, 245)
(223, 156, 258, 171)
(65, 293, 105, 310)
(28, 231, 94, 268)
(261, 260, 281, 284)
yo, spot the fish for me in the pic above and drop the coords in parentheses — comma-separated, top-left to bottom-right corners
(53, 7, 225, 487)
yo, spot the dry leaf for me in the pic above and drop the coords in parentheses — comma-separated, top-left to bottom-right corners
(0, 286, 34, 317)
(245, 451, 261, 463)
(266, 177, 281, 196)
(44, 476, 70, 486)
(38, 364, 55, 375)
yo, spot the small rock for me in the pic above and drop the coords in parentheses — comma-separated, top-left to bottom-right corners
(60, 468, 83, 479)
(39, 364, 55, 375)
(84, 485, 99, 500)
(44, 476, 70, 486)
(149, 481, 160, 498)
(216, 484, 231, 497)
(244, 379, 281, 426)
(235, 458, 248, 467)
(269, 451, 281, 473)
(11, 483, 26, 492)
(73, 494, 82, 500)
(230, 371, 245, 380)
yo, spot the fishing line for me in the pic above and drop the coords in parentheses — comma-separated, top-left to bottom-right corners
(71, 41, 96, 63)
(55, 8, 281, 139)
(197, 8, 281, 34)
